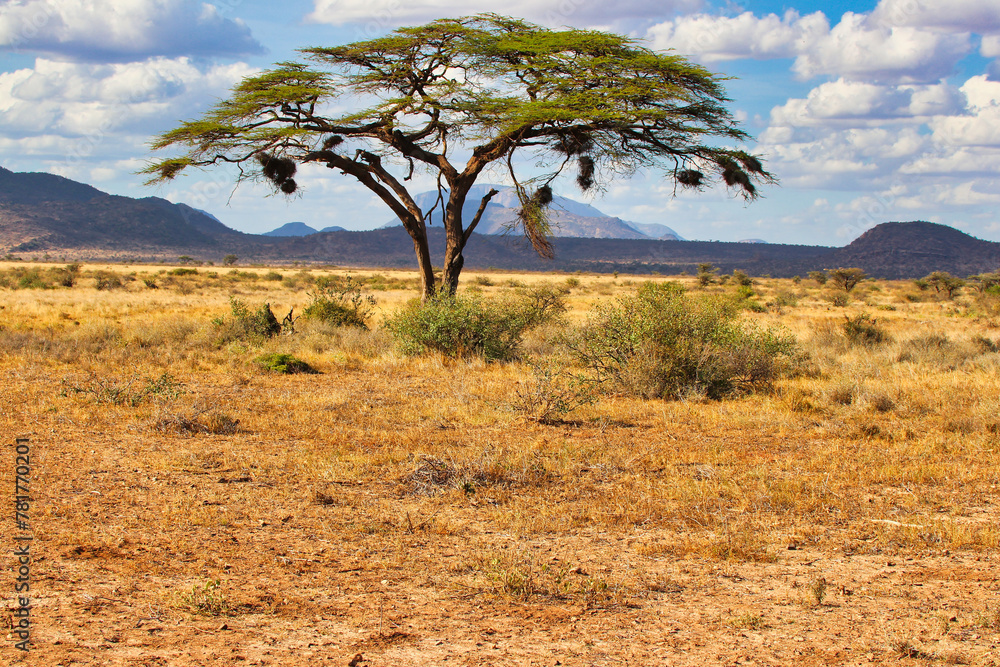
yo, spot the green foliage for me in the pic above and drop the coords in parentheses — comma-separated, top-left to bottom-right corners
(567, 282, 795, 399)
(967, 272, 1000, 293)
(254, 352, 318, 374)
(808, 270, 828, 286)
(385, 285, 566, 361)
(63, 371, 184, 407)
(697, 262, 719, 287)
(827, 267, 867, 292)
(922, 271, 965, 299)
(145, 14, 772, 296)
(842, 312, 888, 346)
(302, 276, 376, 328)
(732, 269, 753, 287)
(16, 268, 49, 289)
(214, 297, 283, 343)
(223, 254, 239, 266)
(179, 579, 232, 617)
(94, 271, 124, 290)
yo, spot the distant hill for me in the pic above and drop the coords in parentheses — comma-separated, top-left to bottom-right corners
(0, 166, 256, 255)
(384, 185, 684, 241)
(3, 167, 998, 278)
(786, 221, 1000, 279)
(263, 222, 319, 237)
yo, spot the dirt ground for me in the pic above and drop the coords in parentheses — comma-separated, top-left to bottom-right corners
(2, 268, 1000, 665)
(5, 373, 999, 667)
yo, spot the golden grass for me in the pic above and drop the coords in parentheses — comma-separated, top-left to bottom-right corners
(2, 263, 999, 664)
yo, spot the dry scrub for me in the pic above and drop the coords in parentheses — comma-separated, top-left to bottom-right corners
(1, 261, 998, 666)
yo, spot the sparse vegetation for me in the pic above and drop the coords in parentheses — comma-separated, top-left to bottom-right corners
(827, 267, 866, 292)
(254, 352, 318, 374)
(4, 262, 999, 665)
(301, 275, 376, 329)
(842, 312, 888, 346)
(386, 286, 565, 361)
(567, 282, 795, 399)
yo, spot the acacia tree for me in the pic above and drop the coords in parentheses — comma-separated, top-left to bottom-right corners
(145, 14, 773, 299)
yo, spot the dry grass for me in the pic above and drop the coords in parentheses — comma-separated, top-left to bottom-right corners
(2, 264, 999, 665)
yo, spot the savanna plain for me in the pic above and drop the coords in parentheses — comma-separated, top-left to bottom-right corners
(2, 261, 999, 666)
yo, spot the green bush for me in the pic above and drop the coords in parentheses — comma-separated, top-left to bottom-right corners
(213, 297, 282, 343)
(842, 312, 888, 346)
(302, 276, 375, 329)
(566, 282, 795, 399)
(94, 271, 124, 290)
(254, 352, 317, 374)
(385, 286, 565, 361)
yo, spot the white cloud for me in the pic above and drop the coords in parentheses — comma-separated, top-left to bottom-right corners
(928, 75, 1000, 147)
(982, 35, 1000, 57)
(0, 0, 263, 61)
(647, 9, 970, 84)
(873, 0, 1000, 34)
(792, 12, 970, 83)
(0, 57, 256, 144)
(647, 10, 828, 62)
(307, 0, 702, 29)
(767, 79, 964, 127)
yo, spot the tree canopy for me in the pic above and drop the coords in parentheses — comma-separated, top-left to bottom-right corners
(145, 14, 774, 298)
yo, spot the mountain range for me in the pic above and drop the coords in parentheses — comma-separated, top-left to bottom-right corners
(261, 185, 685, 242)
(1, 166, 998, 279)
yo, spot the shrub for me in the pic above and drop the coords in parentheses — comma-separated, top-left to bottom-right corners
(301, 276, 376, 329)
(54, 263, 81, 287)
(732, 269, 753, 287)
(169, 267, 199, 276)
(842, 312, 888, 346)
(808, 270, 828, 286)
(828, 268, 867, 292)
(827, 292, 849, 307)
(697, 263, 719, 286)
(254, 352, 318, 374)
(94, 271, 124, 290)
(566, 282, 795, 399)
(923, 271, 965, 299)
(385, 286, 565, 361)
(16, 268, 50, 289)
(214, 297, 282, 343)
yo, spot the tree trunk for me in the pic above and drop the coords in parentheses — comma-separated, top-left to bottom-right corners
(412, 227, 436, 301)
(440, 186, 471, 296)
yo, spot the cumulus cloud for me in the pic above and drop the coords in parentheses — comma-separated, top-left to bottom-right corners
(0, 57, 256, 141)
(648, 9, 970, 84)
(306, 0, 702, 29)
(767, 79, 964, 128)
(872, 0, 1000, 33)
(791, 12, 970, 83)
(0, 0, 264, 62)
(927, 76, 1000, 147)
(647, 10, 828, 62)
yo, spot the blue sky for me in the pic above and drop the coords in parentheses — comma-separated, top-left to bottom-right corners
(2, 0, 1000, 245)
